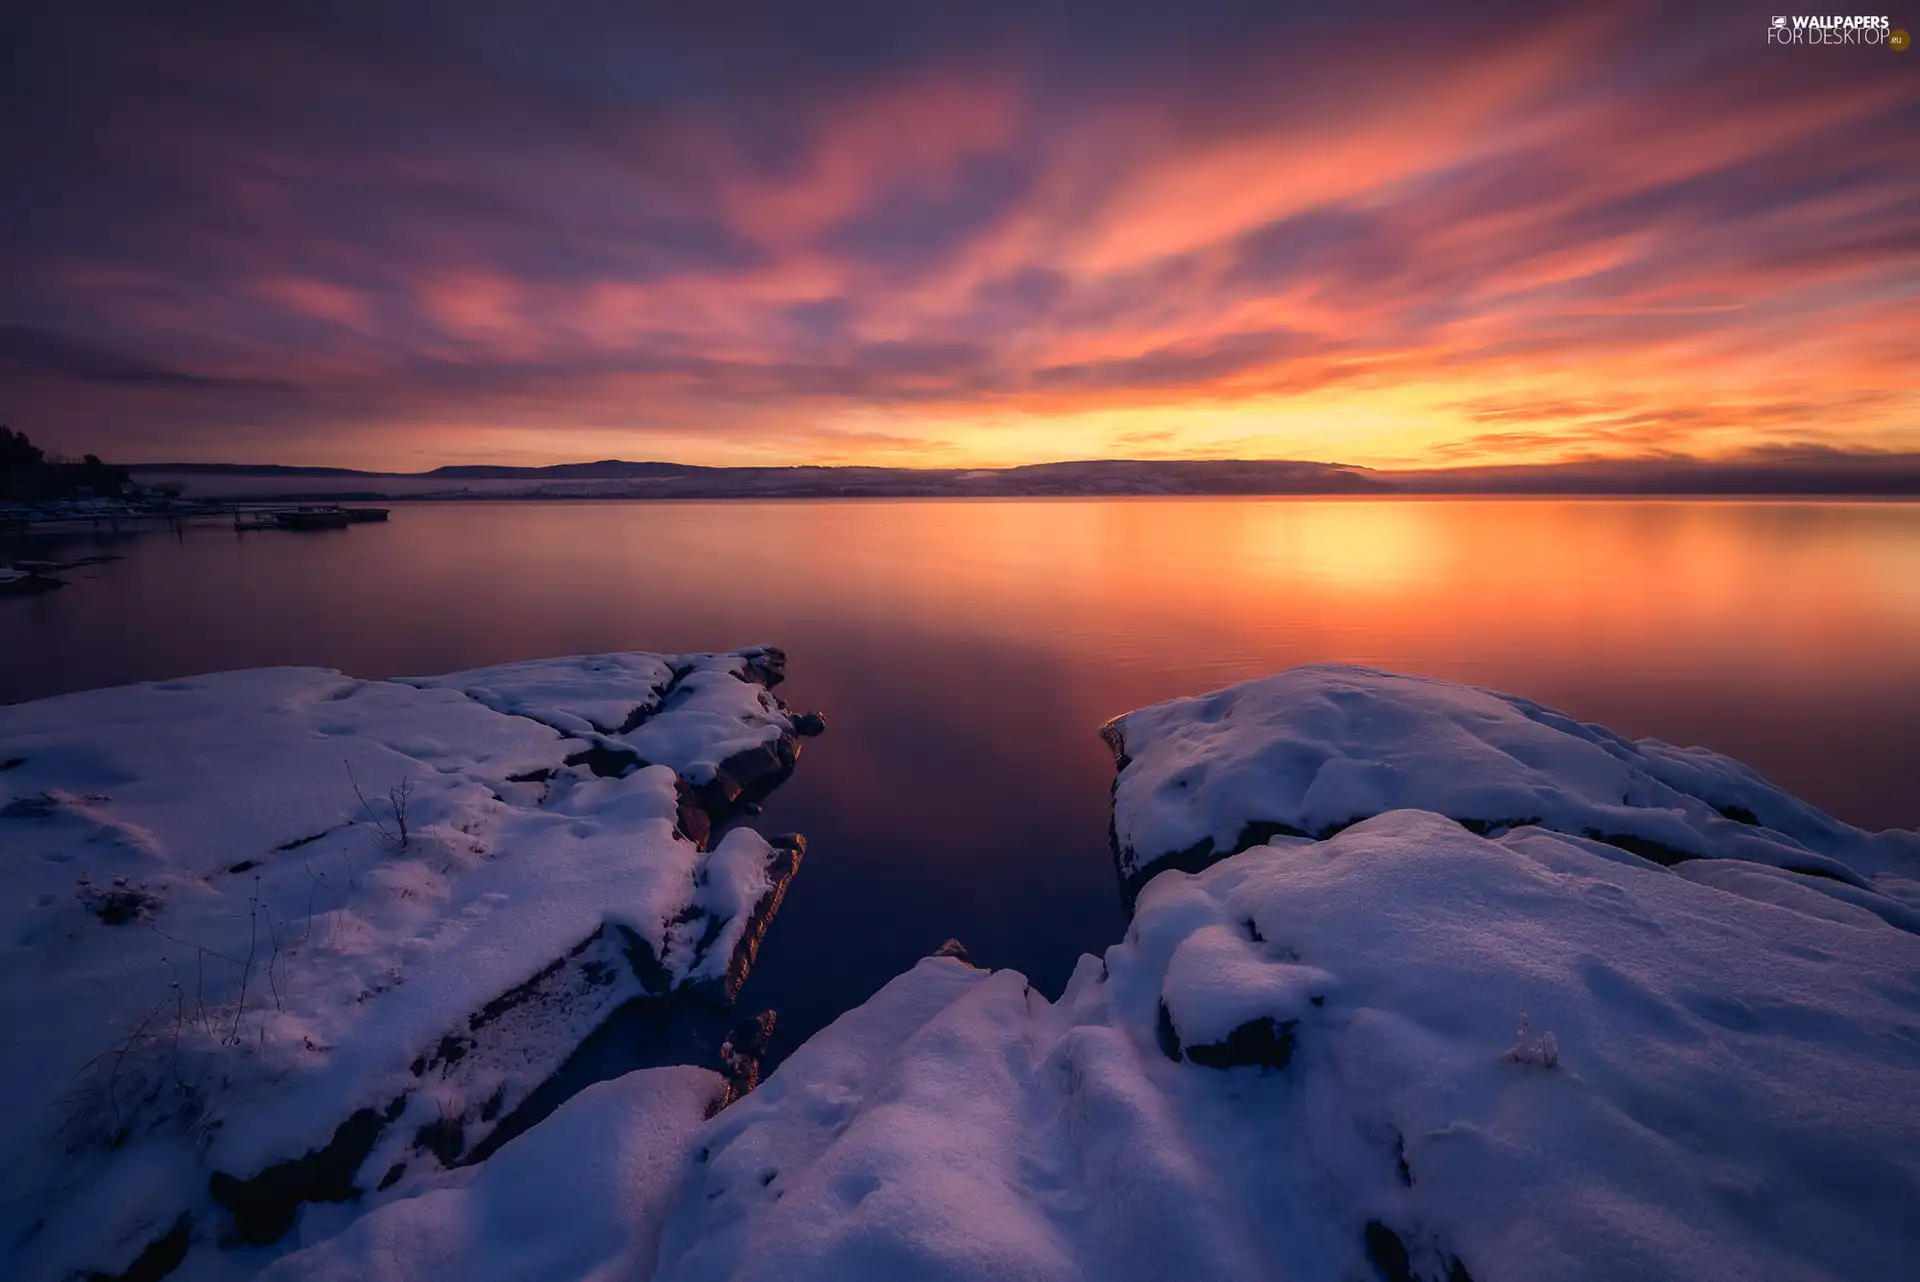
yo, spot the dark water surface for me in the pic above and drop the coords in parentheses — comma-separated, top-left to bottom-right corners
(5, 498, 1919, 1060)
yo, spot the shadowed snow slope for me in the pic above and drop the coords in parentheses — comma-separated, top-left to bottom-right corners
(0, 648, 805, 1282)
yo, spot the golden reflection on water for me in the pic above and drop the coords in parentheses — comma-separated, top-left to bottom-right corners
(572, 497, 1919, 687)
(8, 496, 1916, 1046)
(6, 497, 1917, 829)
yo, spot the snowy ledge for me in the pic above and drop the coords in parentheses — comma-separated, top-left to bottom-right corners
(0, 647, 821, 1281)
(1100, 663, 1920, 916)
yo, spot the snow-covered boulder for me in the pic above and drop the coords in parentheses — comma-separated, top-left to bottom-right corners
(1101, 663, 1920, 913)
(646, 808, 1920, 1281)
(0, 649, 811, 1280)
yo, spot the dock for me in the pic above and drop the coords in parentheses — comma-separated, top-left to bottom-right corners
(233, 506, 389, 531)
(2, 501, 391, 535)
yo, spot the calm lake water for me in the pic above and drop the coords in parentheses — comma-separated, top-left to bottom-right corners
(5, 498, 1919, 1060)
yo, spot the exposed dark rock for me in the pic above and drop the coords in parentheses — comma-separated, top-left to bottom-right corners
(471, 993, 746, 1162)
(415, 831, 801, 1167)
(737, 648, 787, 689)
(693, 736, 801, 816)
(1182, 1016, 1298, 1071)
(1783, 863, 1848, 884)
(1364, 1220, 1415, 1282)
(0, 570, 65, 595)
(0, 755, 25, 771)
(687, 834, 805, 1008)
(1716, 803, 1760, 825)
(675, 778, 712, 850)
(1114, 817, 1316, 914)
(1580, 829, 1696, 867)
(78, 874, 161, 924)
(1117, 834, 1221, 914)
(721, 1010, 778, 1102)
(413, 1114, 465, 1165)
(209, 1097, 404, 1245)
(395, 927, 672, 1167)
(459, 925, 673, 1043)
(1156, 1001, 1182, 1063)
(273, 829, 332, 852)
(1455, 816, 1542, 837)
(1113, 808, 1708, 913)
(599, 663, 693, 737)
(84, 1213, 190, 1282)
(504, 767, 554, 784)
(791, 710, 827, 736)
(563, 742, 643, 779)
(2, 792, 58, 819)
(931, 938, 973, 965)
(1361, 1219, 1473, 1282)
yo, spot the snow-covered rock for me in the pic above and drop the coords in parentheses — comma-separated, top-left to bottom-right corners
(1101, 663, 1920, 912)
(406, 646, 806, 834)
(0, 649, 810, 1280)
(256, 1066, 725, 1282)
(0, 564, 63, 594)
(14, 660, 1920, 1282)
(644, 807, 1920, 1282)
(641, 667, 1919, 1281)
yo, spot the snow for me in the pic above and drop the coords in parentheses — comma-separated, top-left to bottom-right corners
(405, 646, 795, 789)
(8, 659, 1918, 1282)
(1102, 663, 1920, 907)
(643, 809, 1920, 1282)
(256, 1066, 723, 1282)
(0, 650, 805, 1281)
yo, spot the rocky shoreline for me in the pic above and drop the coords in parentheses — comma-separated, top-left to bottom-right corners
(0, 647, 823, 1280)
(5, 658, 1918, 1281)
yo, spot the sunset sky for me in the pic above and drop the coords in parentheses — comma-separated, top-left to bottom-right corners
(3, 1, 1917, 470)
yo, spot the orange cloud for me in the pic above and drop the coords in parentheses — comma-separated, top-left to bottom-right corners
(6, 2, 1916, 468)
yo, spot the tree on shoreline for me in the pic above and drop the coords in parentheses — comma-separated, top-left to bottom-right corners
(1, 426, 132, 500)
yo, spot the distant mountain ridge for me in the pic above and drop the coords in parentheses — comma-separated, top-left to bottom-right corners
(126, 454, 1920, 499)
(426, 459, 709, 479)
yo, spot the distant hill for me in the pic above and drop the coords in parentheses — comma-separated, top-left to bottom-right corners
(424, 460, 714, 479)
(125, 453, 1920, 501)
(126, 462, 390, 477)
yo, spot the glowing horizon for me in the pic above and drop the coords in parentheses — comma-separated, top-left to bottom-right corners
(3, 3, 1916, 472)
